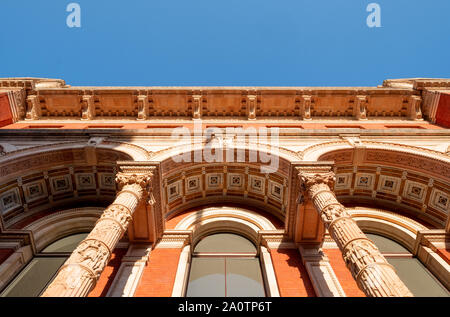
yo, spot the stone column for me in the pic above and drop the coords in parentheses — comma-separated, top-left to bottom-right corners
(297, 167, 413, 297)
(41, 172, 152, 297)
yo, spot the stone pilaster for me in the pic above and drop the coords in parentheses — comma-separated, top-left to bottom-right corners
(41, 172, 152, 297)
(297, 166, 413, 297)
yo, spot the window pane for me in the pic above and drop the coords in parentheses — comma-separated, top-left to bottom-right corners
(226, 258, 265, 297)
(387, 258, 449, 297)
(42, 233, 88, 253)
(365, 233, 410, 253)
(186, 258, 225, 297)
(0, 257, 66, 297)
(194, 233, 256, 253)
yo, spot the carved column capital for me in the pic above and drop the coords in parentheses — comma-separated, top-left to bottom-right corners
(115, 172, 153, 191)
(299, 171, 335, 192)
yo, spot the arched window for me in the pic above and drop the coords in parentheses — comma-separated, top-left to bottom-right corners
(0, 233, 88, 297)
(186, 233, 266, 297)
(365, 233, 449, 297)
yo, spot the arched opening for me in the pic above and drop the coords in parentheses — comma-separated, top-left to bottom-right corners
(186, 233, 266, 297)
(0, 232, 89, 297)
(311, 143, 450, 228)
(365, 232, 449, 297)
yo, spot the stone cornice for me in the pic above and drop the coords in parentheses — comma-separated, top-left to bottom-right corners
(3, 77, 444, 122)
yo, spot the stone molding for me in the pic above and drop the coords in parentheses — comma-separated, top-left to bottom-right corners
(298, 245, 346, 297)
(156, 230, 192, 249)
(106, 244, 152, 297)
(1, 77, 429, 121)
(171, 245, 192, 297)
(0, 245, 33, 291)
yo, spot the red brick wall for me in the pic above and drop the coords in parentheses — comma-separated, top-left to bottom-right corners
(0, 93, 13, 128)
(435, 93, 450, 128)
(88, 248, 127, 297)
(134, 248, 182, 297)
(270, 248, 316, 297)
(323, 249, 365, 297)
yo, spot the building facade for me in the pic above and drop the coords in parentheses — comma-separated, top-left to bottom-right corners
(0, 77, 449, 297)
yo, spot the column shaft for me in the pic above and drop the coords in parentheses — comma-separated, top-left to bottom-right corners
(299, 170, 413, 297)
(42, 173, 151, 297)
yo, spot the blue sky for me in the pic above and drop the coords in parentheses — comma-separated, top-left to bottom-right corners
(0, 0, 449, 86)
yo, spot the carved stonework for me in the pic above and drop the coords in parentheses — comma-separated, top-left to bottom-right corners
(81, 95, 95, 120)
(299, 172, 335, 193)
(116, 172, 153, 191)
(70, 240, 110, 279)
(301, 95, 312, 120)
(355, 95, 368, 120)
(192, 95, 202, 119)
(41, 172, 153, 297)
(25, 95, 41, 120)
(409, 95, 423, 120)
(320, 204, 349, 225)
(298, 167, 413, 297)
(247, 95, 257, 120)
(100, 205, 132, 229)
(137, 95, 149, 120)
(0, 145, 5, 157)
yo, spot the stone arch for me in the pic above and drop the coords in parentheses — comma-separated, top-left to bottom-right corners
(346, 207, 450, 290)
(347, 207, 427, 252)
(150, 141, 301, 163)
(302, 140, 450, 165)
(157, 146, 292, 225)
(174, 206, 277, 247)
(0, 142, 147, 228)
(0, 140, 150, 165)
(305, 141, 450, 228)
(23, 207, 103, 252)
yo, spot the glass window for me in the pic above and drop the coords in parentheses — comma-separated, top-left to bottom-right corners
(194, 233, 257, 253)
(42, 233, 88, 253)
(186, 233, 265, 297)
(366, 233, 449, 297)
(0, 233, 88, 297)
